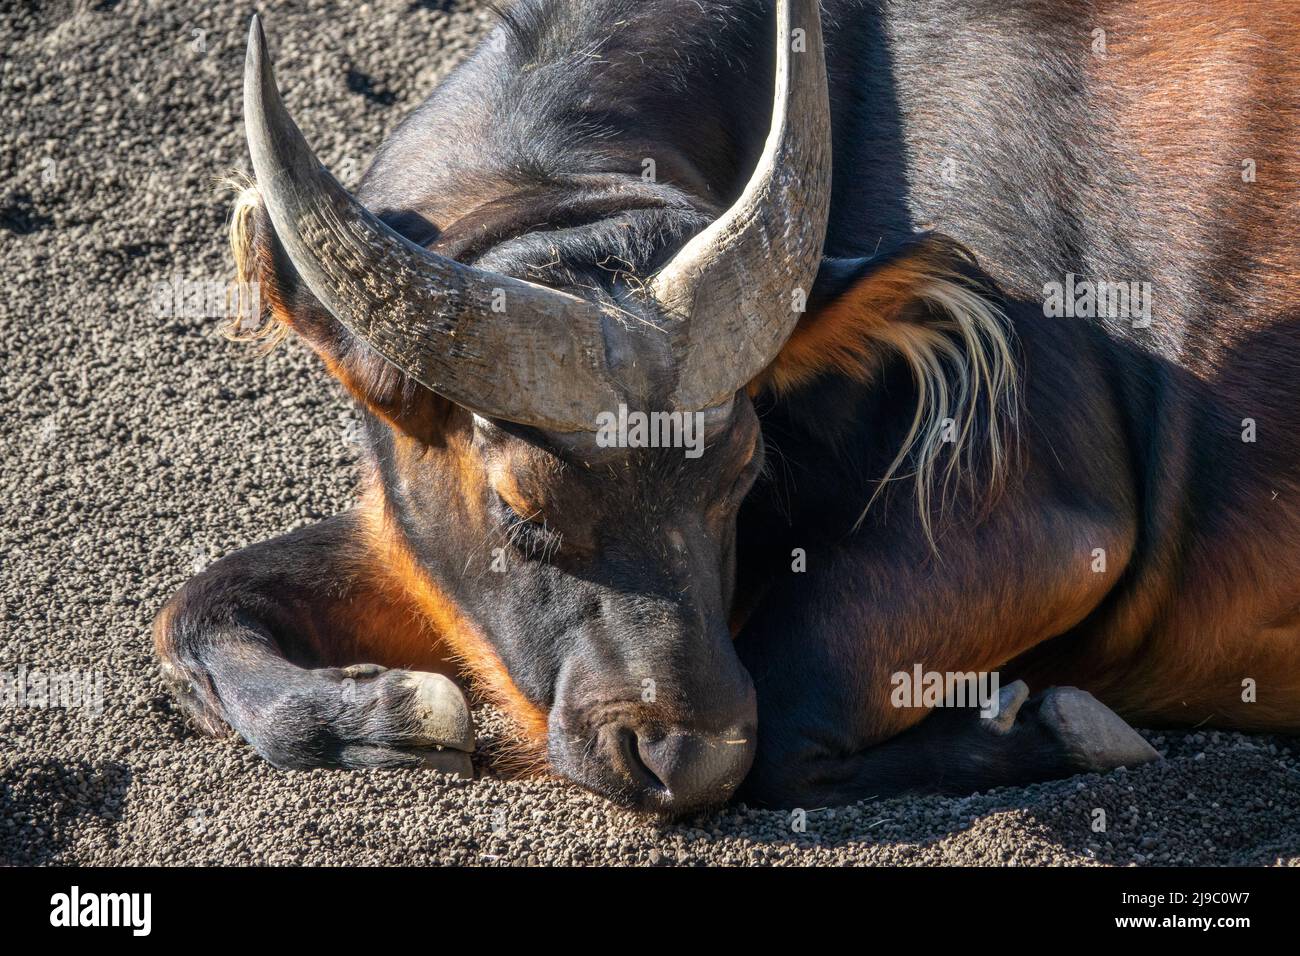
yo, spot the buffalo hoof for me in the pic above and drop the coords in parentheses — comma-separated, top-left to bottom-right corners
(289, 664, 476, 777)
(399, 670, 476, 776)
(982, 678, 1031, 734)
(1035, 685, 1160, 772)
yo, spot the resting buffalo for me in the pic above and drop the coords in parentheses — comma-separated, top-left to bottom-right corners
(154, 0, 1300, 815)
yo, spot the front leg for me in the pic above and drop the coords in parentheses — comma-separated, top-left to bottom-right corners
(152, 512, 474, 774)
(734, 508, 1157, 807)
(738, 677, 1157, 806)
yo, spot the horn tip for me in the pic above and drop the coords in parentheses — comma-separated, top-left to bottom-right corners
(244, 12, 277, 130)
(246, 14, 268, 82)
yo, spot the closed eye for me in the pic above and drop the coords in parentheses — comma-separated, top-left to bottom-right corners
(493, 492, 562, 558)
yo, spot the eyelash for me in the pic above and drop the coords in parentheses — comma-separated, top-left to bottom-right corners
(495, 495, 562, 558)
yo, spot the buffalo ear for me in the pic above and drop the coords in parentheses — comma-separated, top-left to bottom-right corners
(754, 233, 1002, 396)
(802, 253, 887, 314)
(223, 181, 452, 443)
(756, 233, 1018, 543)
(225, 184, 325, 345)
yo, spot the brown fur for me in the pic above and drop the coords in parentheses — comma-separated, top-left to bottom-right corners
(357, 477, 552, 760)
(1095, 0, 1300, 322)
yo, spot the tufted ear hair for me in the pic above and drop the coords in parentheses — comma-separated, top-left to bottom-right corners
(754, 233, 1021, 541)
(221, 177, 451, 445)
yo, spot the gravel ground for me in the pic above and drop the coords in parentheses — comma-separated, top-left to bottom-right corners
(2, 0, 1298, 867)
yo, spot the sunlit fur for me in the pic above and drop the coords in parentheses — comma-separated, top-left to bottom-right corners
(358, 480, 552, 776)
(762, 237, 1019, 546)
(220, 177, 287, 349)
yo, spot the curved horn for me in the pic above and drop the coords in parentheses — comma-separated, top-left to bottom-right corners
(243, 15, 623, 431)
(649, 0, 831, 410)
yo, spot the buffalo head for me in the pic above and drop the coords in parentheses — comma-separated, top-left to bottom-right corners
(237, 0, 830, 813)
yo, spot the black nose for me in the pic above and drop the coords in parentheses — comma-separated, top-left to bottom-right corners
(608, 724, 756, 814)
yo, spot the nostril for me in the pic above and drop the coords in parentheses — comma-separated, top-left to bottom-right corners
(633, 729, 757, 810)
(635, 734, 688, 799)
(613, 725, 668, 793)
(582, 718, 757, 813)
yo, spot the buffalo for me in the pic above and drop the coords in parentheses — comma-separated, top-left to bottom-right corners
(155, 0, 1300, 815)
